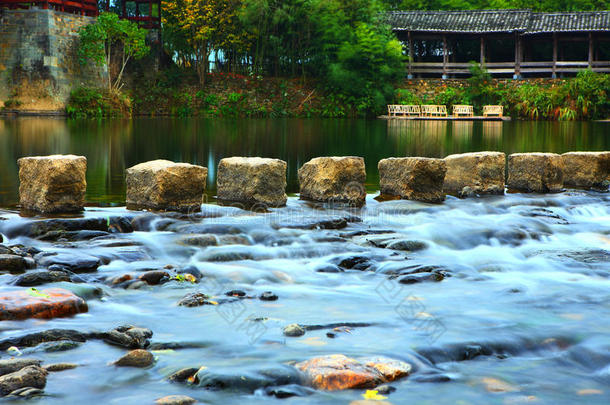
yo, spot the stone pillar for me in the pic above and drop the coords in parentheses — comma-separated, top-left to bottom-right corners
(126, 160, 208, 212)
(18, 155, 87, 213)
(298, 157, 366, 206)
(217, 157, 287, 208)
(443, 152, 505, 197)
(507, 153, 563, 193)
(378, 157, 446, 203)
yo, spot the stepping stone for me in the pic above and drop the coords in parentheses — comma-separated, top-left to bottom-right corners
(443, 151, 505, 197)
(126, 160, 208, 212)
(217, 157, 287, 207)
(379, 157, 446, 203)
(507, 153, 563, 193)
(18, 155, 87, 213)
(298, 157, 366, 206)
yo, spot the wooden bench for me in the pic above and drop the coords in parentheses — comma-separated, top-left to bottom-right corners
(483, 105, 503, 117)
(387, 105, 421, 117)
(420, 105, 448, 117)
(453, 105, 474, 117)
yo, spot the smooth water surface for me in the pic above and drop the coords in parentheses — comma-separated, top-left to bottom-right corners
(0, 118, 609, 404)
(0, 118, 609, 206)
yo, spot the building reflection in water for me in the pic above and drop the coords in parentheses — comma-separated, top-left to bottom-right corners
(387, 119, 448, 157)
(482, 121, 503, 139)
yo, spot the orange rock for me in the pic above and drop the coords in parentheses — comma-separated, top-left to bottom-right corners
(0, 288, 87, 321)
(295, 354, 411, 391)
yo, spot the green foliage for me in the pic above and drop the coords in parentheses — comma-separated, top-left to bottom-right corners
(66, 87, 130, 118)
(78, 12, 149, 91)
(395, 89, 421, 105)
(433, 87, 467, 109)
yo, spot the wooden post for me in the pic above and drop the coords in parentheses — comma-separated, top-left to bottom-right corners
(514, 33, 522, 79)
(442, 35, 448, 79)
(552, 33, 557, 78)
(588, 32, 594, 69)
(480, 36, 485, 64)
(408, 31, 413, 79)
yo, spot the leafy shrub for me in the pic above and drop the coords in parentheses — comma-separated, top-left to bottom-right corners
(66, 87, 130, 118)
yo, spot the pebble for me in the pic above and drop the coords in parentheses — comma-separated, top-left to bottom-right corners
(283, 324, 305, 337)
(259, 291, 278, 301)
(113, 349, 154, 368)
(155, 395, 197, 405)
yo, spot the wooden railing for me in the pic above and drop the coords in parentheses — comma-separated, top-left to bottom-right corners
(409, 61, 610, 75)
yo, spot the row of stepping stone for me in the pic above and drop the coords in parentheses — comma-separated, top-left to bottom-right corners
(15, 151, 610, 213)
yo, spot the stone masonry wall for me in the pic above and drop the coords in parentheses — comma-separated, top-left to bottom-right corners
(0, 7, 104, 103)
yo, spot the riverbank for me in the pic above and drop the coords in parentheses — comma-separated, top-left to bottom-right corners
(2, 70, 608, 120)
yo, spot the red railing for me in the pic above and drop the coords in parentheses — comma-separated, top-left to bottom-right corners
(0, 0, 98, 16)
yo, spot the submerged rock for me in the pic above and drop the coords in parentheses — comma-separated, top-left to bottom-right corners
(283, 324, 305, 337)
(259, 291, 278, 301)
(562, 151, 610, 190)
(507, 153, 564, 193)
(126, 160, 207, 212)
(155, 395, 197, 405)
(177, 292, 214, 307)
(378, 157, 447, 203)
(13, 269, 74, 286)
(36, 253, 101, 273)
(298, 156, 366, 206)
(0, 329, 87, 351)
(167, 367, 200, 383)
(264, 384, 315, 398)
(92, 325, 153, 349)
(295, 354, 411, 390)
(42, 363, 78, 372)
(0, 359, 42, 377)
(139, 270, 170, 285)
(0, 365, 47, 396)
(113, 349, 154, 368)
(195, 365, 300, 392)
(217, 157, 287, 207)
(0, 288, 87, 321)
(18, 154, 87, 213)
(443, 151, 506, 197)
(0, 254, 29, 274)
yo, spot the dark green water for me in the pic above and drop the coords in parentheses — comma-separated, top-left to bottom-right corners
(0, 118, 608, 207)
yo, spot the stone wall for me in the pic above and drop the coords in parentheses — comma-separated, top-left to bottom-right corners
(0, 7, 104, 103)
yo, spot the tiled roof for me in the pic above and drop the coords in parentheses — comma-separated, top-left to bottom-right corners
(527, 11, 610, 34)
(388, 9, 610, 34)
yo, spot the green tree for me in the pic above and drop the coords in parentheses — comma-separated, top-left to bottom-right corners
(78, 12, 149, 92)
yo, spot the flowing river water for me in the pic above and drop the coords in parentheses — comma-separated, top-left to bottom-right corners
(0, 118, 609, 404)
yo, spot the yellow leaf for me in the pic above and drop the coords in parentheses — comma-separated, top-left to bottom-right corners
(208, 300, 218, 305)
(577, 389, 603, 395)
(362, 390, 387, 400)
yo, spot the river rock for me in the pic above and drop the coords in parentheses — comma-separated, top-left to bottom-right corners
(378, 157, 447, 203)
(155, 395, 197, 405)
(36, 253, 101, 273)
(507, 153, 564, 193)
(298, 157, 366, 206)
(283, 324, 305, 337)
(42, 363, 77, 372)
(139, 270, 170, 285)
(113, 349, 154, 368)
(126, 160, 207, 212)
(17, 155, 87, 213)
(562, 151, 610, 190)
(0, 359, 42, 377)
(0, 365, 47, 396)
(295, 354, 411, 390)
(14, 269, 73, 286)
(217, 157, 287, 207)
(0, 288, 88, 321)
(0, 254, 29, 274)
(443, 152, 505, 197)
(93, 325, 153, 349)
(0, 329, 87, 351)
